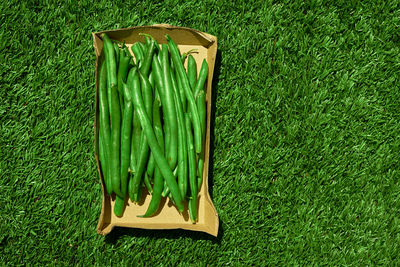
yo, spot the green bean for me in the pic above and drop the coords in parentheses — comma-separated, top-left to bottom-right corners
(171, 54, 187, 113)
(196, 90, 206, 192)
(129, 110, 142, 201)
(170, 67, 188, 199)
(128, 65, 144, 202)
(117, 48, 131, 119)
(175, 67, 187, 112)
(194, 59, 209, 98)
(144, 173, 153, 194)
(197, 90, 206, 140)
(146, 153, 155, 177)
(129, 130, 137, 175)
(115, 82, 134, 217)
(140, 39, 155, 76)
(149, 71, 155, 91)
(161, 179, 169, 197)
(131, 43, 144, 67)
(187, 54, 197, 92)
(130, 68, 184, 213)
(166, 34, 202, 154)
(152, 53, 172, 168)
(102, 33, 123, 198)
(180, 53, 186, 64)
(120, 83, 133, 197)
(98, 59, 112, 195)
(139, 97, 165, 217)
(99, 121, 111, 194)
(160, 44, 178, 170)
(185, 114, 197, 223)
(153, 96, 165, 153)
(114, 196, 125, 217)
(140, 166, 162, 217)
(138, 42, 146, 55)
(145, 36, 152, 48)
(163, 119, 170, 159)
(131, 70, 153, 202)
(103, 34, 116, 122)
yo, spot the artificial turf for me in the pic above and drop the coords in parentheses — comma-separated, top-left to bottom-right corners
(1, 0, 400, 265)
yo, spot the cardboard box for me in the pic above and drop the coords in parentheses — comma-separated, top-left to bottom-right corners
(92, 24, 219, 236)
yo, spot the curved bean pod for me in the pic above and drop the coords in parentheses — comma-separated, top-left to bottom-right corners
(194, 59, 209, 98)
(98, 60, 112, 195)
(185, 114, 198, 223)
(102, 33, 123, 198)
(187, 54, 197, 92)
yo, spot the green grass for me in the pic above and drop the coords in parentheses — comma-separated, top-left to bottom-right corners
(1, 0, 400, 265)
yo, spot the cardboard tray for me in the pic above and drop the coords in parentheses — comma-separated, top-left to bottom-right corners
(92, 24, 218, 236)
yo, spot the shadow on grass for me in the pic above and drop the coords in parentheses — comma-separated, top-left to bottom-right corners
(105, 49, 223, 243)
(105, 219, 224, 244)
(207, 48, 221, 203)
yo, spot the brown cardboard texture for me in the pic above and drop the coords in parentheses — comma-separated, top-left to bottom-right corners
(93, 25, 218, 237)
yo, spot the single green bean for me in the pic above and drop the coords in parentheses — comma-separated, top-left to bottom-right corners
(174, 63, 187, 112)
(129, 110, 142, 201)
(139, 166, 162, 217)
(185, 114, 198, 223)
(131, 70, 153, 202)
(114, 78, 133, 217)
(120, 83, 133, 196)
(140, 39, 155, 76)
(166, 34, 202, 154)
(114, 196, 125, 217)
(149, 71, 155, 92)
(102, 33, 123, 198)
(138, 42, 146, 55)
(129, 126, 137, 175)
(131, 43, 144, 67)
(162, 179, 169, 197)
(197, 90, 206, 139)
(130, 68, 184, 212)
(144, 173, 153, 194)
(171, 68, 188, 199)
(187, 54, 197, 92)
(196, 90, 206, 192)
(160, 44, 178, 170)
(103, 34, 116, 124)
(98, 60, 112, 195)
(194, 59, 209, 98)
(118, 48, 131, 119)
(146, 153, 155, 177)
(99, 121, 112, 195)
(152, 53, 172, 163)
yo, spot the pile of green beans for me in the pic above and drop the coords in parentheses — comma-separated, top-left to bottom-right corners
(98, 33, 208, 223)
